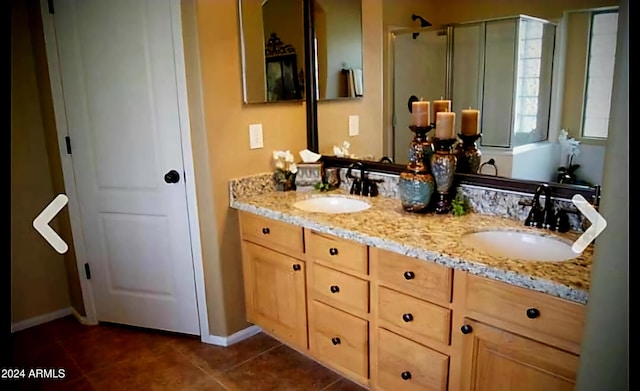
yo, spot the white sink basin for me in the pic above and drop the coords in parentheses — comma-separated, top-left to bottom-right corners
(461, 230, 579, 262)
(293, 196, 371, 214)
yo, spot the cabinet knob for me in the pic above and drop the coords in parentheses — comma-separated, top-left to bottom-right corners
(329, 248, 339, 256)
(331, 337, 341, 345)
(402, 313, 414, 322)
(262, 227, 270, 234)
(403, 271, 415, 280)
(330, 285, 340, 294)
(292, 264, 301, 271)
(461, 324, 473, 334)
(401, 371, 412, 381)
(526, 308, 540, 319)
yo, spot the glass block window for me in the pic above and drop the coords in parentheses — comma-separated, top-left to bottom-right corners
(582, 11, 618, 139)
(514, 19, 543, 136)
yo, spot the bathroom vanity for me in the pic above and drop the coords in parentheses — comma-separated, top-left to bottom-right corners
(232, 186, 589, 390)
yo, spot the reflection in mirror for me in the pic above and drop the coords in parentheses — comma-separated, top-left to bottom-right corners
(239, 0, 305, 103)
(307, 1, 616, 197)
(314, 0, 364, 100)
(391, 27, 449, 165)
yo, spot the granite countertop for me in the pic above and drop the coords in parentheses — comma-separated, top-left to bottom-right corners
(231, 189, 592, 304)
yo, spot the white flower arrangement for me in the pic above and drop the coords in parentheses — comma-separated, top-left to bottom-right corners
(272, 150, 298, 189)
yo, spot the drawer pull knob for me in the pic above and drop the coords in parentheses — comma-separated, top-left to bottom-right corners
(402, 313, 414, 322)
(526, 308, 540, 319)
(292, 264, 301, 271)
(401, 371, 412, 381)
(329, 248, 339, 256)
(461, 324, 473, 334)
(403, 271, 415, 280)
(331, 337, 341, 345)
(261, 227, 270, 234)
(330, 285, 340, 293)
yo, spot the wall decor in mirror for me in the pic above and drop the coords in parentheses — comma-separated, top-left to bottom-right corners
(309, 0, 618, 196)
(238, 0, 306, 103)
(313, 0, 364, 100)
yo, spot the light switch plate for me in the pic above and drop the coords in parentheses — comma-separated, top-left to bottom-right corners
(249, 124, 263, 149)
(348, 115, 359, 136)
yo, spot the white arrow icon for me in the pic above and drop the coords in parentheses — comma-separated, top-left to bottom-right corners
(571, 194, 607, 254)
(33, 194, 69, 254)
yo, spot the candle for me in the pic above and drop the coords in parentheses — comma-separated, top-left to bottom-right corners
(461, 109, 480, 136)
(433, 99, 452, 119)
(435, 111, 456, 139)
(411, 100, 430, 127)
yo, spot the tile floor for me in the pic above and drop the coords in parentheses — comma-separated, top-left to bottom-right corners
(7, 316, 366, 391)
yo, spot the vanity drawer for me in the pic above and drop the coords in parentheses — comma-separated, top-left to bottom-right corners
(305, 229, 368, 274)
(240, 212, 304, 255)
(375, 248, 452, 305)
(311, 264, 369, 314)
(376, 328, 449, 391)
(378, 287, 450, 347)
(465, 274, 585, 350)
(309, 301, 369, 380)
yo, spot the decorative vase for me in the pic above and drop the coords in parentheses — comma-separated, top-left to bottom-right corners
(455, 133, 482, 174)
(276, 179, 295, 192)
(399, 126, 435, 213)
(430, 138, 458, 214)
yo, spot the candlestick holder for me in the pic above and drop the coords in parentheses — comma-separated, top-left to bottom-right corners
(408, 125, 435, 166)
(430, 138, 458, 214)
(399, 125, 435, 213)
(455, 133, 482, 174)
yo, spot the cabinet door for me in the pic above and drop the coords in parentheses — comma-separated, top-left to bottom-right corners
(459, 319, 579, 391)
(242, 241, 307, 349)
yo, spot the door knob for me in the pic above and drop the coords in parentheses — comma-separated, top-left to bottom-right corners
(164, 170, 180, 184)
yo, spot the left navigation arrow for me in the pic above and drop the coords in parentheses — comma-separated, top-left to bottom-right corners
(33, 194, 69, 254)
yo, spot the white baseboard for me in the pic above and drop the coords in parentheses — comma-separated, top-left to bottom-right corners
(71, 307, 98, 326)
(201, 325, 262, 347)
(11, 307, 73, 333)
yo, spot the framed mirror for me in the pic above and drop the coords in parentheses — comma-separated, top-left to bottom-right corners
(238, 0, 306, 103)
(313, 0, 364, 100)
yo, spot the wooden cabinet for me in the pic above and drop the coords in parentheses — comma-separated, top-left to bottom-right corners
(457, 319, 579, 391)
(451, 272, 585, 391)
(309, 300, 369, 380)
(371, 248, 453, 390)
(237, 211, 587, 391)
(377, 328, 449, 391)
(240, 241, 307, 350)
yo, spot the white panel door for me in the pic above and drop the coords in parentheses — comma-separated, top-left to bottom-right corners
(50, 0, 200, 334)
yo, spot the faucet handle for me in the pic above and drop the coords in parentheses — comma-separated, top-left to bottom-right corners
(362, 178, 379, 197)
(525, 206, 544, 228)
(350, 177, 362, 195)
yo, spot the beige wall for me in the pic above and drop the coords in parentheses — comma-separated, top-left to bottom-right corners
(11, 0, 75, 323)
(187, 0, 307, 335)
(317, 0, 383, 160)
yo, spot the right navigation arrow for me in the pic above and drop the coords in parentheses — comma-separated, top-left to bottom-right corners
(571, 194, 607, 254)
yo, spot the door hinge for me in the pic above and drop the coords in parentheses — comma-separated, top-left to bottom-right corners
(84, 263, 91, 279)
(47, 0, 55, 14)
(65, 136, 72, 154)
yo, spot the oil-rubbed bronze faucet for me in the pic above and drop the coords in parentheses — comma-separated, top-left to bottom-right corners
(346, 161, 382, 197)
(523, 183, 569, 232)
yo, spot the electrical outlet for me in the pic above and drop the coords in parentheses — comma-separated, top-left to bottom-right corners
(249, 124, 263, 149)
(349, 115, 359, 136)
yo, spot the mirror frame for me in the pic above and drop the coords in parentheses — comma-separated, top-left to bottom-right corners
(303, 4, 601, 205)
